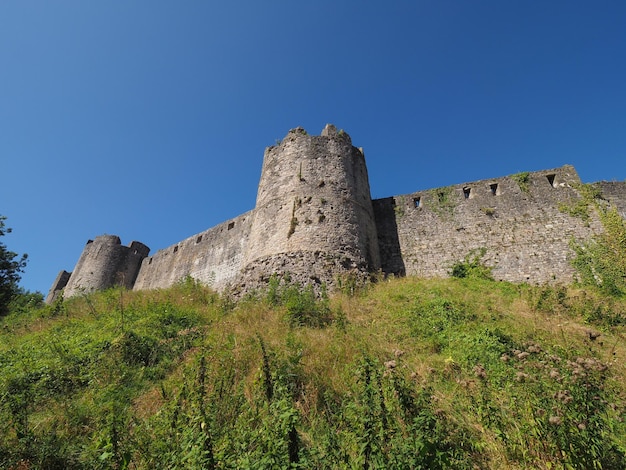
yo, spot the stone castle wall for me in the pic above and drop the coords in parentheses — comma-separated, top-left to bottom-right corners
(133, 211, 254, 292)
(47, 126, 626, 302)
(374, 165, 606, 284)
(597, 181, 626, 217)
(47, 235, 149, 302)
(239, 125, 379, 292)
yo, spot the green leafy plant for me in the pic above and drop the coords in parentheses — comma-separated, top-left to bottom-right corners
(558, 182, 603, 221)
(393, 199, 405, 218)
(0, 216, 29, 316)
(288, 200, 299, 238)
(1, 273, 625, 468)
(429, 186, 456, 218)
(512, 172, 530, 193)
(572, 206, 626, 295)
(265, 276, 333, 328)
(450, 248, 493, 280)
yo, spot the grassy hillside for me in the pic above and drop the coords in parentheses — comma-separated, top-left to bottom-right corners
(1, 275, 625, 469)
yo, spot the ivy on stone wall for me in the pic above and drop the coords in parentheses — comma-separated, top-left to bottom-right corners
(572, 206, 626, 296)
(429, 186, 455, 219)
(558, 183, 604, 222)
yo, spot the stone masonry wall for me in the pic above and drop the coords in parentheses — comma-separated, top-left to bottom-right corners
(62, 235, 149, 298)
(133, 211, 254, 292)
(374, 165, 605, 284)
(239, 125, 380, 292)
(45, 270, 71, 304)
(47, 125, 626, 302)
(597, 181, 626, 218)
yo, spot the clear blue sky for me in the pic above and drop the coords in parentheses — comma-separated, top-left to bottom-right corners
(2, 1, 625, 294)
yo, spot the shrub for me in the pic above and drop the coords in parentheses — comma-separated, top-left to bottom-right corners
(572, 207, 626, 296)
(265, 275, 334, 328)
(512, 172, 530, 193)
(450, 248, 493, 280)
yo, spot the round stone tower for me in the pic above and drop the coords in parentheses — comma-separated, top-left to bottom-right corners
(62, 235, 150, 298)
(241, 124, 380, 290)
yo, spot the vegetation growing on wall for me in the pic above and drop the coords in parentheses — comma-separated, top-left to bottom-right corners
(393, 198, 405, 218)
(481, 207, 496, 217)
(572, 206, 626, 296)
(450, 247, 493, 280)
(429, 186, 456, 219)
(559, 182, 626, 295)
(558, 182, 604, 222)
(288, 198, 299, 238)
(511, 172, 531, 193)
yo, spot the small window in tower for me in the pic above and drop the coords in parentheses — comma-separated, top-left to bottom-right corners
(490, 183, 499, 195)
(228, 222, 235, 230)
(196, 235, 203, 243)
(173, 246, 178, 254)
(413, 196, 421, 208)
(547, 174, 556, 187)
(463, 187, 471, 199)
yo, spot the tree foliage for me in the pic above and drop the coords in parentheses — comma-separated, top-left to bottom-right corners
(0, 215, 28, 315)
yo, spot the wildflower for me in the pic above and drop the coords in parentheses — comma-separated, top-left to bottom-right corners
(549, 416, 562, 426)
(473, 364, 487, 380)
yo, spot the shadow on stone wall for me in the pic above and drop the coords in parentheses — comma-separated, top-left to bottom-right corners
(373, 197, 406, 277)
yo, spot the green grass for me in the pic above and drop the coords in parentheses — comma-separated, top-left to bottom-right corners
(1, 276, 625, 469)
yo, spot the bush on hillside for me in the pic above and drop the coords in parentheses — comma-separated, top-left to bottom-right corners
(572, 207, 626, 296)
(450, 248, 494, 280)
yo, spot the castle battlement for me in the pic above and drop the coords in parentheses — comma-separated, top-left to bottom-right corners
(46, 125, 626, 303)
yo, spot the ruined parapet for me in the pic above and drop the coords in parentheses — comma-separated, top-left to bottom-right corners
(46, 124, 626, 301)
(57, 235, 150, 300)
(240, 124, 380, 291)
(596, 181, 626, 218)
(380, 165, 605, 284)
(133, 211, 254, 292)
(45, 270, 72, 304)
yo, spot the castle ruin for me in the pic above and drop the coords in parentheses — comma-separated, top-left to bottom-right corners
(46, 125, 626, 303)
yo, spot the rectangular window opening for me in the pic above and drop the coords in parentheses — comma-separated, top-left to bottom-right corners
(413, 196, 421, 208)
(463, 187, 471, 199)
(490, 183, 499, 195)
(546, 174, 556, 187)
(173, 246, 179, 254)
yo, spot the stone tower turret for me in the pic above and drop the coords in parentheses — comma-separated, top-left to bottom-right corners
(241, 124, 380, 289)
(60, 235, 149, 298)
